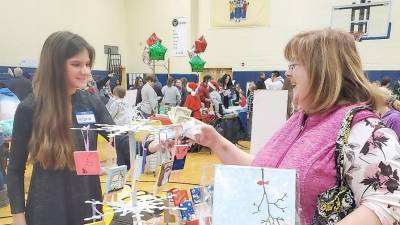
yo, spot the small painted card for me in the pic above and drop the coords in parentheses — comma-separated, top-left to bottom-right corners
(73, 151, 101, 176)
(212, 165, 297, 225)
(157, 161, 173, 187)
(105, 165, 127, 193)
(172, 145, 190, 171)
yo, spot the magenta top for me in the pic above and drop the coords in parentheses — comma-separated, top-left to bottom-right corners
(252, 104, 375, 225)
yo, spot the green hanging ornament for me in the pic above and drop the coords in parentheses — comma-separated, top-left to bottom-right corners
(189, 55, 206, 72)
(149, 41, 167, 61)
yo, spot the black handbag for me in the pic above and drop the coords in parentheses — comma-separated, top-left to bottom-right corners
(312, 106, 371, 225)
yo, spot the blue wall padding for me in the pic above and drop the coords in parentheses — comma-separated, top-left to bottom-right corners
(156, 73, 199, 86)
(0, 66, 398, 89)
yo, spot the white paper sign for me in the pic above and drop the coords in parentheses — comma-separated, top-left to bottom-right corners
(172, 17, 188, 57)
(250, 90, 288, 155)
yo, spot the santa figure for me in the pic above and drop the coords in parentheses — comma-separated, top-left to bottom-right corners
(184, 82, 202, 120)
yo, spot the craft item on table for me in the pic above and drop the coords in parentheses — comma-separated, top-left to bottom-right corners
(186, 219, 200, 225)
(156, 160, 173, 187)
(85, 190, 183, 225)
(74, 126, 101, 175)
(212, 165, 297, 225)
(202, 185, 214, 208)
(194, 203, 212, 225)
(190, 187, 202, 204)
(105, 165, 127, 193)
(169, 188, 190, 206)
(180, 200, 196, 221)
(172, 144, 190, 171)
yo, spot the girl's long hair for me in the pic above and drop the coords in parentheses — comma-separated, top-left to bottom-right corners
(29, 31, 95, 170)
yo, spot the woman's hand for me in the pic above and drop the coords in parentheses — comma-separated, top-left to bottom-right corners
(192, 122, 223, 149)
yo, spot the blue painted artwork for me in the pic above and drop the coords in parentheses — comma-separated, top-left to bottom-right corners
(212, 165, 297, 225)
(105, 165, 127, 193)
(190, 187, 202, 204)
(180, 200, 195, 221)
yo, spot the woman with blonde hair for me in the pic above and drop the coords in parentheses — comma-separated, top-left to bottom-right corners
(7, 31, 133, 225)
(191, 29, 400, 225)
(374, 85, 400, 139)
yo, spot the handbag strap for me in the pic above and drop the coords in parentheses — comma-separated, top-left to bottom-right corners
(335, 105, 373, 186)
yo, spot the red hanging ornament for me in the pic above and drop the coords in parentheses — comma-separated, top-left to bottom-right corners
(194, 36, 207, 53)
(146, 33, 162, 47)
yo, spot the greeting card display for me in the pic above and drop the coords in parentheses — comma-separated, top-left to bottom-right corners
(212, 165, 297, 225)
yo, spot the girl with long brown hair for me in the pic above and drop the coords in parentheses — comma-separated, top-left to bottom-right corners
(7, 31, 131, 225)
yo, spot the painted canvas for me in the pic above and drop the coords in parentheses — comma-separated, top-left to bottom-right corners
(212, 165, 297, 225)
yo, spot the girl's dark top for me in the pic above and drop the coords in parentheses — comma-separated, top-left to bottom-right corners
(7, 90, 129, 225)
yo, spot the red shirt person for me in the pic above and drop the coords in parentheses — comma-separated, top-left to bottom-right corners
(184, 82, 202, 120)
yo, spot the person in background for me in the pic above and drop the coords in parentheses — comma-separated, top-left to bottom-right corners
(7, 31, 133, 225)
(255, 72, 266, 90)
(190, 29, 400, 225)
(106, 85, 132, 125)
(230, 82, 240, 106)
(96, 73, 114, 91)
(0, 131, 9, 208)
(220, 74, 233, 108)
(375, 85, 400, 139)
(208, 80, 224, 117)
(161, 77, 181, 106)
(184, 82, 202, 120)
(134, 77, 145, 106)
(138, 74, 158, 117)
(153, 76, 163, 103)
(380, 76, 392, 89)
(179, 77, 189, 107)
(239, 90, 246, 107)
(282, 71, 295, 118)
(269, 70, 284, 90)
(8, 67, 32, 101)
(197, 75, 212, 109)
(246, 81, 256, 139)
(134, 77, 144, 90)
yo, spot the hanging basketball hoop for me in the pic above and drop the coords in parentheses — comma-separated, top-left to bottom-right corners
(351, 32, 364, 42)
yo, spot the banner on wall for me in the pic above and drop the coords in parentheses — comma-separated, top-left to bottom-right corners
(211, 0, 270, 28)
(171, 17, 188, 57)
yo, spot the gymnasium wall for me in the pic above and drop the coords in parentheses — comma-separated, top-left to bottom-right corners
(197, 0, 400, 71)
(0, 0, 398, 84)
(0, 0, 130, 71)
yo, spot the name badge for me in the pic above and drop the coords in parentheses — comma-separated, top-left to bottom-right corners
(76, 111, 96, 125)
